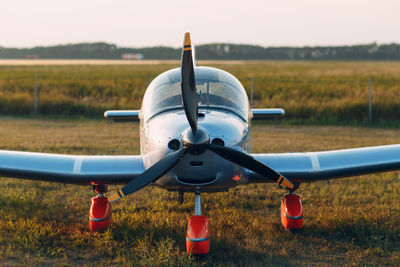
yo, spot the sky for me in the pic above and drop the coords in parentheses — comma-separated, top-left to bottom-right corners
(1, 0, 399, 48)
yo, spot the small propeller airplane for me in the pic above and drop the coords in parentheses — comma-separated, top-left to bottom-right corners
(1, 33, 400, 254)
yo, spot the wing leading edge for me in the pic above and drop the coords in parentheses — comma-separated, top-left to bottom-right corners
(248, 144, 400, 183)
(0, 150, 145, 184)
(3, 144, 400, 185)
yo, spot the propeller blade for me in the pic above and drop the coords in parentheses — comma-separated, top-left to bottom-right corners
(181, 32, 198, 135)
(204, 144, 295, 190)
(107, 148, 186, 202)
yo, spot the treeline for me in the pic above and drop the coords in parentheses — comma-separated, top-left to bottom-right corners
(0, 42, 400, 60)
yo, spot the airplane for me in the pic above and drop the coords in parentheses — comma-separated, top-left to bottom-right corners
(1, 32, 400, 255)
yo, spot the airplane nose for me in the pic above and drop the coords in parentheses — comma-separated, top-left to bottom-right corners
(182, 126, 210, 147)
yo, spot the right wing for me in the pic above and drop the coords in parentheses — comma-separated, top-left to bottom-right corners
(248, 144, 400, 183)
(0, 150, 145, 184)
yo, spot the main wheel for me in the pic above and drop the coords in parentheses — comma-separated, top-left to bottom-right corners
(89, 195, 112, 231)
(281, 192, 303, 230)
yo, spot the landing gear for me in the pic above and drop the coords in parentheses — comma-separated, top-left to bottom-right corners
(179, 191, 184, 204)
(89, 184, 112, 232)
(280, 191, 303, 230)
(186, 192, 210, 254)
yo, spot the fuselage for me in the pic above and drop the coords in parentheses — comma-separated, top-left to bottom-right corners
(139, 66, 252, 192)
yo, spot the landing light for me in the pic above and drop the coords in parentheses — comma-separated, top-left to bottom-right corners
(211, 138, 225, 146)
(168, 139, 181, 151)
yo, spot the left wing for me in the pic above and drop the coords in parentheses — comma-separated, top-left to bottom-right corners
(0, 150, 145, 184)
(248, 144, 400, 183)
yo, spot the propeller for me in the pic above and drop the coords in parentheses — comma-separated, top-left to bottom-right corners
(107, 32, 295, 202)
(108, 149, 185, 201)
(108, 32, 198, 202)
(181, 32, 198, 135)
(203, 144, 294, 189)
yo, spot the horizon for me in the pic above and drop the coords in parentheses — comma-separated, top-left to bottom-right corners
(0, 40, 396, 50)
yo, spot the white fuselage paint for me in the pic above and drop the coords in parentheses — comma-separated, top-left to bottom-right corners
(139, 109, 251, 192)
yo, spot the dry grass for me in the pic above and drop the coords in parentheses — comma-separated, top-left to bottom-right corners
(1, 61, 400, 124)
(0, 118, 399, 266)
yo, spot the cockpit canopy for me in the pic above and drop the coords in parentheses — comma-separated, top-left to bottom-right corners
(141, 66, 249, 121)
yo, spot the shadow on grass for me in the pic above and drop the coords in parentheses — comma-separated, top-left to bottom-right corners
(5, 191, 398, 265)
(0, 193, 86, 224)
(110, 220, 295, 266)
(300, 220, 400, 252)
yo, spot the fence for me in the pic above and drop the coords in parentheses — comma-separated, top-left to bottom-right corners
(247, 76, 379, 123)
(1, 74, 398, 124)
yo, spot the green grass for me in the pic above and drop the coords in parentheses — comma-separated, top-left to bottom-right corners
(1, 61, 400, 124)
(0, 118, 399, 266)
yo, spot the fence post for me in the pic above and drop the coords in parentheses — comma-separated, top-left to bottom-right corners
(34, 75, 38, 115)
(250, 77, 254, 108)
(368, 77, 372, 122)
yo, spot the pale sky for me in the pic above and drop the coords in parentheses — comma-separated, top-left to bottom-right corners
(1, 0, 399, 48)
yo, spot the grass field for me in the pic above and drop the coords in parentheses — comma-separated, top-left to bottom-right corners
(1, 61, 400, 125)
(0, 118, 399, 266)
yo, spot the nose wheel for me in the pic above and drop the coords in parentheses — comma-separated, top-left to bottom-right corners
(186, 192, 210, 254)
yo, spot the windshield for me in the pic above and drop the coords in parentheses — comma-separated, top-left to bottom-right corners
(141, 66, 249, 121)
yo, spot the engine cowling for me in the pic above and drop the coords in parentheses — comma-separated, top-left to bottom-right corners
(281, 192, 303, 230)
(89, 195, 112, 231)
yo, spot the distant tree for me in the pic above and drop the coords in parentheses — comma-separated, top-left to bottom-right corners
(0, 42, 399, 60)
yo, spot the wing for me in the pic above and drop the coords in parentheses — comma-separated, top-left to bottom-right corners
(104, 110, 140, 122)
(248, 144, 400, 183)
(0, 150, 145, 184)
